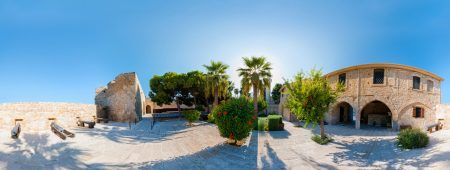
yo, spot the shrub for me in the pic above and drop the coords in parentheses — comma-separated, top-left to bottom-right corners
(195, 105, 205, 112)
(182, 110, 201, 126)
(258, 99, 268, 112)
(207, 112, 216, 124)
(267, 115, 284, 131)
(311, 135, 333, 145)
(397, 128, 429, 149)
(254, 117, 268, 131)
(213, 98, 255, 145)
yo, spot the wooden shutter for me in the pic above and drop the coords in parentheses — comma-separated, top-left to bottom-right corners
(412, 108, 415, 117)
(421, 108, 425, 118)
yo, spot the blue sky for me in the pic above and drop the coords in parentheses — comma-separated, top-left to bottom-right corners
(1, 1, 450, 104)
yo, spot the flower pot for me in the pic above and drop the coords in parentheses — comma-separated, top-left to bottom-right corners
(236, 139, 246, 146)
(227, 138, 236, 144)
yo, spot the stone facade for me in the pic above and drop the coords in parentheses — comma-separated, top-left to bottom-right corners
(280, 63, 445, 131)
(0, 102, 95, 131)
(95, 72, 146, 122)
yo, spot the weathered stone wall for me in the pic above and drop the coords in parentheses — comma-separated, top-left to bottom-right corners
(95, 72, 145, 122)
(0, 102, 95, 131)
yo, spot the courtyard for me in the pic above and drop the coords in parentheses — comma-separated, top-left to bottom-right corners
(0, 117, 449, 169)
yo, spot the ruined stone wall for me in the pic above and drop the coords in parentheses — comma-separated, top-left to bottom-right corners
(327, 67, 441, 130)
(95, 72, 145, 122)
(0, 102, 95, 131)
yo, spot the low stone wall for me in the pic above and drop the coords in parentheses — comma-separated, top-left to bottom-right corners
(0, 102, 95, 131)
(437, 104, 450, 129)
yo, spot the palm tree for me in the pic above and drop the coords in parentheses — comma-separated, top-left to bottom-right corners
(237, 56, 272, 116)
(203, 61, 229, 109)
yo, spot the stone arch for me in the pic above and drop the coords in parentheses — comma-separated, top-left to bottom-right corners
(328, 99, 357, 125)
(359, 100, 393, 128)
(146, 105, 152, 114)
(397, 102, 434, 129)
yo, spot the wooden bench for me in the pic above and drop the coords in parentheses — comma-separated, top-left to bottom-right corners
(49, 118, 75, 140)
(11, 119, 23, 139)
(94, 116, 109, 123)
(76, 117, 96, 128)
(427, 123, 442, 133)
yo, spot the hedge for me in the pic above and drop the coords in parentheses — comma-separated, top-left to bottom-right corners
(267, 115, 284, 131)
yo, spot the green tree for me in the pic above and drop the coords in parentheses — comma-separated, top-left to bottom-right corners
(271, 83, 283, 104)
(185, 70, 207, 107)
(237, 56, 272, 116)
(233, 88, 239, 97)
(285, 69, 343, 140)
(149, 72, 193, 113)
(203, 61, 230, 109)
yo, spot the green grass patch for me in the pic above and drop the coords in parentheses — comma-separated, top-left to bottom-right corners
(311, 135, 333, 145)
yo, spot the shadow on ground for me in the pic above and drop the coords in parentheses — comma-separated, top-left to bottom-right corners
(0, 133, 89, 169)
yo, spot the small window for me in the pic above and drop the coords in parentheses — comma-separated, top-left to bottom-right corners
(413, 76, 421, 90)
(413, 107, 424, 118)
(373, 69, 384, 84)
(427, 80, 434, 92)
(338, 73, 346, 85)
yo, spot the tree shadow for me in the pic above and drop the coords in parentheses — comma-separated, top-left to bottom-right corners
(0, 133, 89, 169)
(268, 130, 291, 139)
(310, 124, 398, 137)
(259, 141, 286, 169)
(74, 118, 208, 145)
(89, 130, 259, 169)
(328, 134, 450, 169)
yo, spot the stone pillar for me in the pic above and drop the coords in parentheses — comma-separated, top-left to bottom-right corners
(355, 108, 361, 129)
(391, 111, 399, 131)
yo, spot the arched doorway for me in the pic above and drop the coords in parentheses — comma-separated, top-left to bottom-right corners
(146, 105, 152, 114)
(336, 102, 354, 125)
(360, 100, 392, 128)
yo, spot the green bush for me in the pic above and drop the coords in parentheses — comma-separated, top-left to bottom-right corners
(182, 110, 201, 126)
(208, 109, 217, 124)
(311, 135, 333, 145)
(213, 98, 255, 144)
(267, 115, 284, 131)
(195, 105, 205, 112)
(397, 128, 429, 149)
(258, 99, 268, 112)
(254, 117, 268, 131)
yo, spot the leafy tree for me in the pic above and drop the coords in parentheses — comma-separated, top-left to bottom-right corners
(185, 70, 208, 107)
(203, 61, 230, 109)
(149, 72, 193, 113)
(285, 69, 343, 140)
(271, 83, 283, 104)
(237, 56, 272, 116)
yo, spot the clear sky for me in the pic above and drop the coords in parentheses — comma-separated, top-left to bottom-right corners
(1, 1, 450, 104)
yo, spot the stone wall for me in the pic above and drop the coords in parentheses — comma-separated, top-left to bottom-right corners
(0, 102, 95, 131)
(95, 72, 145, 122)
(436, 104, 450, 129)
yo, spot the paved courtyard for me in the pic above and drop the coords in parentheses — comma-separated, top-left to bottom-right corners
(0, 117, 449, 169)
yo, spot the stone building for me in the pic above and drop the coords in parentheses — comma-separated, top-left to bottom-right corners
(144, 98, 195, 114)
(279, 63, 444, 130)
(95, 72, 146, 122)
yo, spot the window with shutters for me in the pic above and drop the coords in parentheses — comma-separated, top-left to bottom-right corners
(413, 107, 424, 118)
(427, 80, 434, 92)
(373, 69, 384, 84)
(338, 73, 346, 85)
(413, 76, 421, 90)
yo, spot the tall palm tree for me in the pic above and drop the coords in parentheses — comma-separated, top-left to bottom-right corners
(203, 61, 229, 109)
(237, 56, 272, 115)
